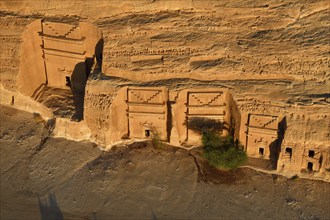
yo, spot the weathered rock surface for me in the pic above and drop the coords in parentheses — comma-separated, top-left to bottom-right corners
(1, 105, 330, 220)
(0, 0, 329, 181)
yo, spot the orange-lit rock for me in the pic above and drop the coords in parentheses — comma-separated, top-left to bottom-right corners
(0, 0, 329, 181)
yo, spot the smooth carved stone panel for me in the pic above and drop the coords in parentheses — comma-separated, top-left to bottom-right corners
(186, 92, 226, 144)
(17, 20, 102, 96)
(127, 88, 167, 140)
(246, 114, 279, 159)
(188, 92, 224, 106)
(131, 55, 163, 66)
(249, 114, 278, 130)
(42, 22, 82, 40)
(187, 92, 225, 118)
(128, 89, 163, 104)
(128, 105, 164, 114)
(40, 21, 88, 89)
(43, 37, 86, 55)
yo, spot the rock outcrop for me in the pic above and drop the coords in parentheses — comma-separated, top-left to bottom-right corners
(0, 0, 329, 180)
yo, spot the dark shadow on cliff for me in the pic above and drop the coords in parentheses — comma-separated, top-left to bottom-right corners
(227, 93, 241, 139)
(70, 62, 87, 121)
(94, 38, 104, 74)
(70, 56, 94, 121)
(185, 117, 225, 134)
(70, 37, 104, 120)
(269, 116, 287, 169)
(38, 192, 63, 220)
(166, 101, 173, 142)
(89, 38, 104, 79)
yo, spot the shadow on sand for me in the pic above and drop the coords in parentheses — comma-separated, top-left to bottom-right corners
(38, 192, 63, 220)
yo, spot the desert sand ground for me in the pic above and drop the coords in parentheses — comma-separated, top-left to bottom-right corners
(0, 105, 329, 220)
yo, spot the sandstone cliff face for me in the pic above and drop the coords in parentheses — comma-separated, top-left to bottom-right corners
(0, 0, 329, 179)
(1, 0, 329, 87)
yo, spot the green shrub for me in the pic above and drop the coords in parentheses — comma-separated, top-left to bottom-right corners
(202, 132, 247, 170)
(151, 131, 165, 149)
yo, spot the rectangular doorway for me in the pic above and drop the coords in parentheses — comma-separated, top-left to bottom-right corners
(66, 76, 71, 87)
(307, 162, 313, 171)
(145, 130, 151, 138)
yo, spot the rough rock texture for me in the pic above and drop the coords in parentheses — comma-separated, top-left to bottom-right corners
(1, 106, 330, 220)
(1, 1, 329, 86)
(0, 0, 329, 180)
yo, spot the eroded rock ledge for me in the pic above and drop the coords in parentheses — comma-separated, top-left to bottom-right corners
(1, 0, 329, 181)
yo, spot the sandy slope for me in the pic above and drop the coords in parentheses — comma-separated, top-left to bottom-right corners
(0, 105, 329, 220)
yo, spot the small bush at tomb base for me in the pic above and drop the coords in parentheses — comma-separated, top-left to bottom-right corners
(202, 132, 247, 170)
(151, 131, 165, 149)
